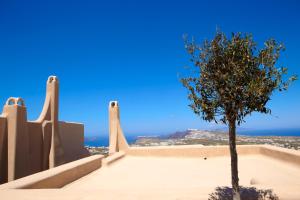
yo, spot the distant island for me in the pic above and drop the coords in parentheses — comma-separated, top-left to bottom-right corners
(85, 129, 300, 155)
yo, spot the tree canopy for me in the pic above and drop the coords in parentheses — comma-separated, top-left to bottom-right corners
(181, 31, 297, 125)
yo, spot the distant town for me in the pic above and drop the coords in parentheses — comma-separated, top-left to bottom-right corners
(85, 129, 300, 155)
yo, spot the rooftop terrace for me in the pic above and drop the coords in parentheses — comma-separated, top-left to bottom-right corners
(1, 145, 300, 200)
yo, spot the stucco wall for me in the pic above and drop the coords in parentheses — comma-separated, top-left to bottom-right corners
(0, 77, 92, 184)
(27, 122, 43, 174)
(0, 117, 7, 183)
(0, 155, 103, 189)
(59, 121, 90, 163)
(260, 145, 300, 166)
(127, 145, 262, 157)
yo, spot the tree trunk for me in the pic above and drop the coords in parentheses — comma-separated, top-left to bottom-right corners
(229, 119, 241, 200)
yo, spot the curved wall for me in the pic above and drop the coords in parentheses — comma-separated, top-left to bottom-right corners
(0, 76, 90, 184)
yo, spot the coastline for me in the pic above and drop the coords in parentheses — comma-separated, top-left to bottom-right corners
(85, 129, 300, 155)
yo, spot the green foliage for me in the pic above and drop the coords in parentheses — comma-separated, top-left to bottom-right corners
(181, 31, 297, 125)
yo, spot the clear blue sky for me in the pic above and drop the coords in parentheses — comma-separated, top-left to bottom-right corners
(0, 0, 299, 136)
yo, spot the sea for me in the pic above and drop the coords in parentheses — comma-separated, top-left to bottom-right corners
(84, 135, 138, 147)
(84, 128, 300, 147)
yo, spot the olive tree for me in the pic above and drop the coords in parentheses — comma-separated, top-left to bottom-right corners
(181, 31, 296, 200)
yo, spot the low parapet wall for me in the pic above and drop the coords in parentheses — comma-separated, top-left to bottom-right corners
(0, 155, 103, 189)
(127, 145, 262, 157)
(102, 151, 126, 166)
(259, 145, 300, 166)
(127, 144, 300, 167)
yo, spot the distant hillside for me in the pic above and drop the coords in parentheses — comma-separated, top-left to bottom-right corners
(166, 130, 191, 139)
(133, 129, 300, 150)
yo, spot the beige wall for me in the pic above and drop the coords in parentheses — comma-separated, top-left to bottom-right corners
(4, 103, 31, 182)
(260, 145, 300, 166)
(127, 145, 262, 157)
(108, 101, 129, 155)
(0, 155, 103, 189)
(0, 76, 90, 184)
(0, 117, 7, 184)
(59, 122, 89, 163)
(27, 122, 43, 174)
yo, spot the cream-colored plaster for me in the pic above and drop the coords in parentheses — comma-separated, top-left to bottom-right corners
(0, 76, 89, 184)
